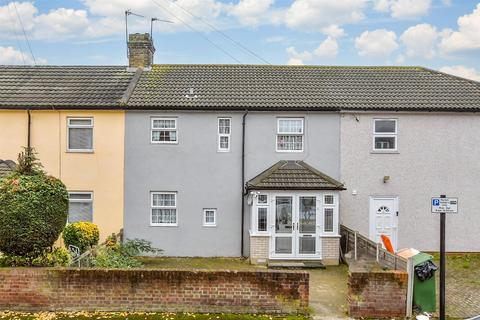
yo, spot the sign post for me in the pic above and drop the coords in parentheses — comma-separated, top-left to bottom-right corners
(431, 195, 458, 320)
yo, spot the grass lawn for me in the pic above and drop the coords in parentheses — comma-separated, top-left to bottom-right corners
(137, 257, 267, 271)
(0, 312, 309, 320)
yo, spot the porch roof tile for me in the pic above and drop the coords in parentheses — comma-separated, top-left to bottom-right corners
(246, 160, 345, 191)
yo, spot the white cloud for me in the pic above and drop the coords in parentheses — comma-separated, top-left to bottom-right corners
(321, 25, 345, 38)
(286, 46, 313, 64)
(439, 65, 480, 81)
(373, 0, 431, 19)
(283, 0, 367, 31)
(0, 46, 45, 64)
(228, 0, 274, 26)
(400, 23, 438, 58)
(314, 37, 339, 58)
(33, 8, 90, 40)
(355, 29, 398, 56)
(287, 57, 305, 65)
(439, 3, 480, 53)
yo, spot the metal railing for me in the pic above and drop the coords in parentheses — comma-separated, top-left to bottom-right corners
(340, 224, 407, 271)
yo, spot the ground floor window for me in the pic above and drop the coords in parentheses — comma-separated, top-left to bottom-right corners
(68, 192, 93, 223)
(151, 192, 177, 226)
(203, 208, 217, 227)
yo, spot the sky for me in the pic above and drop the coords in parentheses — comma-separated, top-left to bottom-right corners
(0, 0, 479, 81)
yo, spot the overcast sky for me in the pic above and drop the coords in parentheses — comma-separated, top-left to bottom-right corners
(0, 0, 479, 81)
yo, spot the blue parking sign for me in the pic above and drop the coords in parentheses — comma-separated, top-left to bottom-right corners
(432, 199, 440, 206)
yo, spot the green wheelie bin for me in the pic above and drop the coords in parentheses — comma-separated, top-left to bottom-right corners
(412, 252, 437, 312)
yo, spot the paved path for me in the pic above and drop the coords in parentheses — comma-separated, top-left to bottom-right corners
(308, 265, 351, 319)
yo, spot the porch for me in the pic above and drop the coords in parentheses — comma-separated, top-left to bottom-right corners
(246, 161, 345, 265)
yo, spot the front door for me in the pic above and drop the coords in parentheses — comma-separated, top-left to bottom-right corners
(370, 197, 398, 251)
(271, 195, 320, 259)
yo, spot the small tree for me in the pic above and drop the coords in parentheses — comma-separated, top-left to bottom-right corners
(0, 148, 68, 258)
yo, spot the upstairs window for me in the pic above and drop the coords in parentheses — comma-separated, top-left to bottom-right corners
(277, 118, 304, 152)
(218, 118, 231, 152)
(68, 192, 93, 223)
(151, 192, 177, 226)
(67, 118, 93, 152)
(373, 119, 397, 151)
(151, 118, 177, 144)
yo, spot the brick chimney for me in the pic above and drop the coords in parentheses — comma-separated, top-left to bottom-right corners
(128, 33, 155, 69)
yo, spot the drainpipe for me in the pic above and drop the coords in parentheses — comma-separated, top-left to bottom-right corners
(27, 110, 31, 149)
(241, 110, 248, 257)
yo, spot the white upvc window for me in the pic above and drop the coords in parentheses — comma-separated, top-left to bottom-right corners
(256, 194, 269, 232)
(373, 119, 397, 151)
(218, 117, 231, 152)
(151, 118, 178, 144)
(276, 118, 304, 152)
(203, 208, 217, 227)
(151, 192, 177, 226)
(67, 118, 93, 152)
(323, 194, 336, 234)
(68, 192, 93, 223)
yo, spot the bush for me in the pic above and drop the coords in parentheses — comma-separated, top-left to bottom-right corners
(91, 238, 161, 269)
(0, 247, 71, 267)
(63, 222, 100, 253)
(0, 149, 68, 257)
(32, 247, 71, 267)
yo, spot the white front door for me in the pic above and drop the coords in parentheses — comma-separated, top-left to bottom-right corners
(369, 197, 398, 251)
(271, 195, 320, 259)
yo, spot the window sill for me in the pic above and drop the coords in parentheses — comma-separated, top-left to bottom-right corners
(66, 149, 94, 154)
(320, 234, 341, 238)
(370, 150, 399, 154)
(151, 142, 179, 145)
(249, 232, 270, 237)
(203, 224, 217, 228)
(150, 223, 178, 227)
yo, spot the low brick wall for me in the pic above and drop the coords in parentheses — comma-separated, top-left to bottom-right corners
(348, 268, 408, 318)
(0, 268, 309, 314)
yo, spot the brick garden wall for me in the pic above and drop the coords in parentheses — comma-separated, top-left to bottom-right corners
(0, 268, 309, 314)
(348, 269, 408, 318)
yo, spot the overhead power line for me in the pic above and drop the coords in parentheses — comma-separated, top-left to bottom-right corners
(162, 0, 271, 65)
(6, 3, 26, 65)
(12, 1, 36, 65)
(149, 0, 243, 64)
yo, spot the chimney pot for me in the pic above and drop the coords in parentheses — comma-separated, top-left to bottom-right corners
(128, 33, 155, 69)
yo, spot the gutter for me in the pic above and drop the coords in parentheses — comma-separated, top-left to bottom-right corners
(241, 110, 248, 257)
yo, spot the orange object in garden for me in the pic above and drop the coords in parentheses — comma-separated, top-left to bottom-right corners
(381, 235, 395, 254)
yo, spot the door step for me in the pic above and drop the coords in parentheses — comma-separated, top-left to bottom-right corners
(268, 260, 326, 269)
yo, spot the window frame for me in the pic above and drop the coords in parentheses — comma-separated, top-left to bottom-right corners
(203, 208, 217, 227)
(67, 191, 93, 223)
(372, 118, 398, 152)
(217, 117, 231, 152)
(151, 117, 178, 144)
(322, 194, 337, 235)
(276, 117, 304, 153)
(150, 192, 178, 227)
(67, 117, 94, 153)
(254, 194, 269, 234)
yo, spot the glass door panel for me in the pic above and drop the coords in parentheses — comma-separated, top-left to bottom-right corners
(298, 196, 317, 255)
(274, 196, 293, 254)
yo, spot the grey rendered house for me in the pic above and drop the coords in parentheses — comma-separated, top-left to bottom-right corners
(122, 34, 480, 264)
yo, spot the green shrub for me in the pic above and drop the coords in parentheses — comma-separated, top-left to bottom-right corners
(0, 247, 71, 267)
(63, 222, 100, 253)
(32, 247, 72, 267)
(91, 247, 142, 268)
(0, 149, 68, 257)
(91, 238, 161, 269)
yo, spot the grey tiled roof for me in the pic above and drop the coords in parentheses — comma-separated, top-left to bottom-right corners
(0, 160, 16, 178)
(247, 161, 345, 191)
(127, 65, 480, 111)
(0, 66, 135, 109)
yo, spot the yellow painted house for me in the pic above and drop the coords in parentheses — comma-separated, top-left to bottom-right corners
(0, 66, 135, 240)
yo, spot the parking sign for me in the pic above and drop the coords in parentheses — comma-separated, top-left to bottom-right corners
(431, 197, 458, 213)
